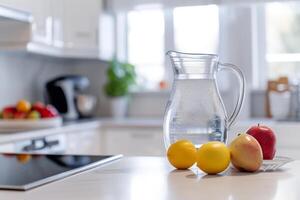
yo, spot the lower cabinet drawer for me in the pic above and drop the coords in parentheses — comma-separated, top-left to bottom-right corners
(101, 127, 165, 156)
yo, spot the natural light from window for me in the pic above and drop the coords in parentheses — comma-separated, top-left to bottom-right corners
(127, 8, 165, 89)
(266, 2, 300, 79)
(173, 5, 219, 53)
(127, 5, 220, 90)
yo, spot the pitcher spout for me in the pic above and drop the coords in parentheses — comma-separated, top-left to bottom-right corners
(166, 50, 219, 77)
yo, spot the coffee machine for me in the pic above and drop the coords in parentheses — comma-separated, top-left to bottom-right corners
(45, 75, 90, 120)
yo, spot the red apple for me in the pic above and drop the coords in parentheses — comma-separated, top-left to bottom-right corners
(2, 106, 16, 119)
(32, 101, 45, 115)
(246, 124, 276, 160)
(14, 111, 27, 119)
(41, 105, 59, 118)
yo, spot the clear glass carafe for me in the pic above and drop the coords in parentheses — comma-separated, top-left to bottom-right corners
(164, 51, 245, 149)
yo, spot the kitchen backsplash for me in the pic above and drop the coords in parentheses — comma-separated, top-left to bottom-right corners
(0, 52, 109, 116)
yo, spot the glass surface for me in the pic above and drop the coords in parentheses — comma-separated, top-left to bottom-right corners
(173, 5, 219, 53)
(0, 154, 116, 189)
(266, 2, 300, 54)
(266, 2, 300, 79)
(164, 51, 245, 149)
(127, 8, 165, 88)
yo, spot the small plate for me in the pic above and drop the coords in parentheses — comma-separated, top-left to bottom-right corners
(260, 156, 293, 171)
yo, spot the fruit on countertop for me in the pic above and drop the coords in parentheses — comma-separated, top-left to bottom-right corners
(16, 99, 31, 113)
(167, 140, 197, 170)
(32, 101, 45, 113)
(0, 100, 59, 120)
(230, 133, 263, 172)
(40, 105, 58, 118)
(246, 124, 276, 160)
(13, 111, 27, 119)
(27, 110, 41, 120)
(197, 141, 230, 174)
(2, 106, 16, 119)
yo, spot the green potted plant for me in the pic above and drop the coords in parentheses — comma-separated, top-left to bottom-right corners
(104, 58, 136, 118)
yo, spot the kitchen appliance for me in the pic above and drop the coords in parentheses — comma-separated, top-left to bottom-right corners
(76, 94, 97, 117)
(0, 153, 122, 190)
(45, 75, 91, 120)
(164, 51, 245, 148)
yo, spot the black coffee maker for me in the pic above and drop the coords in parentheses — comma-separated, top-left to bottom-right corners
(45, 75, 90, 120)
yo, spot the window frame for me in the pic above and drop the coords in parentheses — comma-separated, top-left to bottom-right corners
(254, 2, 300, 88)
(115, 5, 221, 89)
(115, 3, 296, 90)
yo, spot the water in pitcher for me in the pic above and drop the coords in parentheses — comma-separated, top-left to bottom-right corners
(164, 51, 245, 149)
(164, 78, 228, 148)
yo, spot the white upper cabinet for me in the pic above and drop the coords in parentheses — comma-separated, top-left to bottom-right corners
(0, 0, 31, 12)
(30, 0, 53, 45)
(58, 0, 99, 50)
(0, 0, 104, 59)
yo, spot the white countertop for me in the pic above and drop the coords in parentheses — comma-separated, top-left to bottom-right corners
(0, 156, 297, 200)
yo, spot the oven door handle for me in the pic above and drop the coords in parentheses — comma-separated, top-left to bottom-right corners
(22, 138, 59, 152)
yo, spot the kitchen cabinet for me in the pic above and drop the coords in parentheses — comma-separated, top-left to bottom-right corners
(30, 0, 53, 45)
(0, 0, 51, 45)
(53, 0, 99, 51)
(0, 0, 103, 58)
(65, 127, 102, 155)
(0, 133, 66, 154)
(100, 127, 165, 156)
(0, 0, 31, 12)
(28, 0, 102, 58)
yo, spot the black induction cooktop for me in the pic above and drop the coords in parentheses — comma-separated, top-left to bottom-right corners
(0, 153, 122, 191)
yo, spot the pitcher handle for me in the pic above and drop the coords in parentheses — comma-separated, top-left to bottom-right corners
(218, 63, 246, 128)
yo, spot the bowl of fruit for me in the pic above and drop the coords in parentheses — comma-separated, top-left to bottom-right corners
(0, 100, 62, 132)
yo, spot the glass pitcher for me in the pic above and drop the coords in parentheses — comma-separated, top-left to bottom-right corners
(163, 51, 245, 149)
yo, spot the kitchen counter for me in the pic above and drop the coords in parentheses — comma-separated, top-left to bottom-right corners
(0, 156, 298, 200)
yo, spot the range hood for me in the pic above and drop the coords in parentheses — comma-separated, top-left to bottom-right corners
(0, 5, 32, 49)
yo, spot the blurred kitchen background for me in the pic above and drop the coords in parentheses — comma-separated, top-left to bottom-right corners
(0, 0, 300, 158)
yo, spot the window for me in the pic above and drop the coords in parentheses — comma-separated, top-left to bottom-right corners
(127, 8, 165, 89)
(173, 5, 219, 53)
(118, 2, 300, 90)
(266, 2, 300, 80)
(125, 5, 219, 90)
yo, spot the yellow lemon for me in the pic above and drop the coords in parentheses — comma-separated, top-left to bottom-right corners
(197, 141, 230, 174)
(167, 140, 197, 169)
